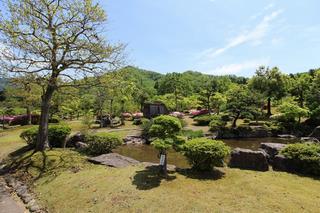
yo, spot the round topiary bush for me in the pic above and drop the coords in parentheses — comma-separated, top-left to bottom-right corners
(20, 125, 71, 148)
(182, 138, 230, 171)
(84, 133, 122, 156)
(209, 119, 226, 132)
(149, 115, 182, 139)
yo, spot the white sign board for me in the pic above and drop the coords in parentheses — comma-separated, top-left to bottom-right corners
(159, 155, 165, 166)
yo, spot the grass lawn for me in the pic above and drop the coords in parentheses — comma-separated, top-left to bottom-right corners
(0, 125, 31, 160)
(4, 149, 319, 213)
(1, 120, 320, 213)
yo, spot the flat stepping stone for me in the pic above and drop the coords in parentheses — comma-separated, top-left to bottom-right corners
(88, 153, 140, 168)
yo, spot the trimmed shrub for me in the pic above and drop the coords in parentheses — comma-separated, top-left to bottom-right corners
(181, 129, 204, 139)
(49, 115, 60, 123)
(20, 125, 71, 148)
(243, 118, 251, 123)
(182, 138, 230, 171)
(133, 118, 142, 125)
(141, 118, 153, 138)
(84, 133, 122, 155)
(149, 115, 182, 139)
(193, 115, 214, 126)
(9, 114, 40, 126)
(209, 119, 227, 132)
(48, 125, 71, 147)
(220, 113, 231, 122)
(281, 143, 320, 176)
(20, 127, 38, 145)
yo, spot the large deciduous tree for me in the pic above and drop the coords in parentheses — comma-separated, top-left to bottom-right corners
(249, 66, 287, 116)
(0, 0, 124, 151)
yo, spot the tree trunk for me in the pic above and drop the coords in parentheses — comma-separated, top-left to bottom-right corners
(36, 86, 55, 151)
(26, 106, 31, 125)
(299, 93, 304, 108)
(110, 99, 113, 116)
(267, 97, 272, 116)
(174, 90, 178, 111)
(232, 112, 240, 128)
(207, 95, 211, 114)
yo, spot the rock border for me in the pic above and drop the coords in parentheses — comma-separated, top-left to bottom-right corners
(3, 175, 45, 213)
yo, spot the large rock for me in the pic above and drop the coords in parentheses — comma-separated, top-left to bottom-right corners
(66, 132, 86, 147)
(272, 154, 292, 172)
(123, 135, 146, 145)
(300, 137, 319, 143)
(277, 134, 296, 139)
(75, 142, 88, 149)
(229, 148, 269, 171)
(309, 126, 320, 140)
(88, 153, 140, 168)
(260, 143, 286, 160)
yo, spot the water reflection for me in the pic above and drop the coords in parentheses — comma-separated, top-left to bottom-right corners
(114, 137, 298, 168)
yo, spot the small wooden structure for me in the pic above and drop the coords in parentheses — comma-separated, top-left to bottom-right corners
(143, 102, 169, 118)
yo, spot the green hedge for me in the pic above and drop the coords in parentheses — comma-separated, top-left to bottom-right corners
(281, 143, 320, 176)
(193, 115, 214, 126)
(20, 125, 71, 148)
(181, 129, 204, 139)
(182, 138, 230, 171)
(84, 133, 123, 156)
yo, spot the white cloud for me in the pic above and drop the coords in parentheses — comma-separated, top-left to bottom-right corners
(198, 9, 283, 61)
(203, 58, 270, 75)
(264, 3, 275, 11)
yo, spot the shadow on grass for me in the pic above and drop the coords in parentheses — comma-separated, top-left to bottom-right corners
(132, 165, 176, 190)
(2, 147, 85, 184)
(176, 168, 225, 180)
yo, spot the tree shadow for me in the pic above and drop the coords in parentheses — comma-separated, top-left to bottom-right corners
(176, 168, 225, 180)
(132, 165, 176, 190)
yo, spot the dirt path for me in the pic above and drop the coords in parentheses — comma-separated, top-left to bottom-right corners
(0, 177, 26, 213)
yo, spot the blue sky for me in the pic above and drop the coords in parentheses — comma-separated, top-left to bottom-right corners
(100, 0, 320, 76)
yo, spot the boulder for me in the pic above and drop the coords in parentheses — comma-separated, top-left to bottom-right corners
(123, 135, 146, 145)
(75, 142, 88, 149)
(272, 154, 292, 172)
(229, 148, 269, 171)
(300, 137, 319, 143)
(277, 134, 297, 139)
(66, 132, 85, 147)
(260, 143, 286, 159)
(88, 153, 140, 168)
(309, 126, 320, 140)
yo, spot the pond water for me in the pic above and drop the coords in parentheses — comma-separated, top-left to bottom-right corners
(114, 137, 298, 168)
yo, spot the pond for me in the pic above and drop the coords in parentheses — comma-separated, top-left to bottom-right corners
(114, 137, 298, 168)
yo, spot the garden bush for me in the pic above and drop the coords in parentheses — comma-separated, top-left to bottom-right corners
(243, 118, 251, 123)
(84, 133, 122, 155)
(182, 138, 230, 171)
(281, 143, 320, 176)
(149, 115, 182, 138)
(181, 129, 204, 139)
(193, 115, 214, 126)
(20, 126, 38, 145)
(141, 118, 153, 137)
(20, 125, 71, 148)
(209, 118, 227, 132)
(133, 118, 142, 125)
